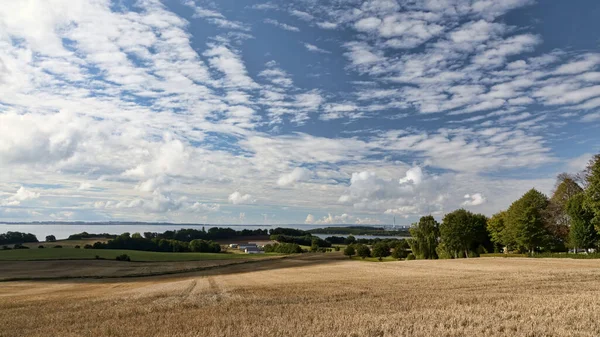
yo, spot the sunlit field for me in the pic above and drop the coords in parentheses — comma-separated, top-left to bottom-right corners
(2, 254, 600, 337)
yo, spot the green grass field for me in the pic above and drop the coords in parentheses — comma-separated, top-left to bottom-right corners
(0, 248, 279, 262)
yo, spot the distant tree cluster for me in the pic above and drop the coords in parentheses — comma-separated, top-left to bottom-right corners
(0, 232, 38, 245)
(67, 232, 117, 240)
(408, 154, 600, 258)
(91, 232, 221, 253)
(307, 226, 409, 236)
(142, 227, 268, 242)
(263, 243, 303, 254)
(342, 240, 409, 261)
(270, 234, 332, 248)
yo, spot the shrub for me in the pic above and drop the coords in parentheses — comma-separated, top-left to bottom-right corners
(38, 245, 45, 249)
(2, 245, 11, 250)
(13, 244, 29, 249)
(95, 255, 101, 259)
(406, 253, 416, 260)
(84, 244, 93, 249)
(334, 246, 341, 252)
(74, 245, 81, 249)
(45, 235, 57, 242)
(53, 245, 63, 248)
(116, 254, 131, 262)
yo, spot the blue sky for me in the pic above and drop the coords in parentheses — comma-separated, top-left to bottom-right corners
(0, 0, 599, 225)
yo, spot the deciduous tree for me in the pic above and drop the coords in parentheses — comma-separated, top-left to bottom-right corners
(440, 209, 489, 258)
(506, 189, 549, 254)
(343, 245, 355, 258)
(356, 244, 371, 259)
(408, 215, 439, 259)
(372, 242, 390, 261)
(567, 192, 597, 252)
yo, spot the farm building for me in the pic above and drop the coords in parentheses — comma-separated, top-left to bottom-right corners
(238, 243, 264, 254)
(244, 247, 263, 254)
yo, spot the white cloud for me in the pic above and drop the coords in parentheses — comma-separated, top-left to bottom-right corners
(354, 17, 381, 32)
(263, 18, 300, 32)
(78, 182, 93, 190)
(277, 167, 312, 186)
(304, 214, 315, 224)
(204, 44, 259, 89)
(316, 21, 337, 29)
(228, 191, 255, 204)
(290, 9, 314, 21)
(462, 193, 486, 206)
(1, 187, 41, 206)
(398, 166, 424, 185)
(304, 43, 331, 54)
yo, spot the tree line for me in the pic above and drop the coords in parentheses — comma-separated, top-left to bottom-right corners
(409, 154, 600, 258)
(343, 240, 411, 260)
(90, 232, 221, 253)
(0, 232, 38, 245)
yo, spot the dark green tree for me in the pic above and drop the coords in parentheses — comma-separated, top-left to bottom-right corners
(544, 174, 583, 249)
(356, 244, 371, 259)
(45, 235, 56, 242)
(567, 193, 597, 252)
(372, 242, 391, 261)
(408, 215, 439, 259)
(506, 189, 549, 254)
(391, 240, 409, 259)
(343, 245, 355, 258)
(440, 209, 489, 258)
(583, 155, 600, 233)
(487, 211, 513, 252)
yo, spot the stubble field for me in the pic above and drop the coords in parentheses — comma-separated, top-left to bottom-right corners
(1, 255, 600, 337)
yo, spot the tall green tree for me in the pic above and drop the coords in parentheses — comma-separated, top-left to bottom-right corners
(487, 211, 513, 251)
(567, 193, 597, 252)
(408, 215, 439, 259)
(583, 154, 600, 232)
(544, 174, 583, 247)
(440, 209, 489, 258)
(505, 189, 549, 254)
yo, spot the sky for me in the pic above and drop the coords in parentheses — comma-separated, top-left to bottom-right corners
(0, 0, 599, 226)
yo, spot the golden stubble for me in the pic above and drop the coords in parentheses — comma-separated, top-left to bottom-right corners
(1, 256, 600, 337)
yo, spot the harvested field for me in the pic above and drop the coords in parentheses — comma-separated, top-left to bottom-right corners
(1, 255, 600, 337)
(0, 257, 283, 281)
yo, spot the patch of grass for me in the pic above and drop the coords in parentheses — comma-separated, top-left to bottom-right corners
(350, 256, 398, 262)
(0, 248, 279, 262)
(532, 252, 600, 259)
(481, 253, 528, 258)
(21, 238, 110, 249)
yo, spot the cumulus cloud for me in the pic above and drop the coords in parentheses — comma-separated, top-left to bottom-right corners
(228, 191, 255, 204)
(462, 193, 486, 206)
(304, 214, 315, 224)
(277, 167, 312, 186)
(398, 166, 424, 185)
(1, 187, 41, 206)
